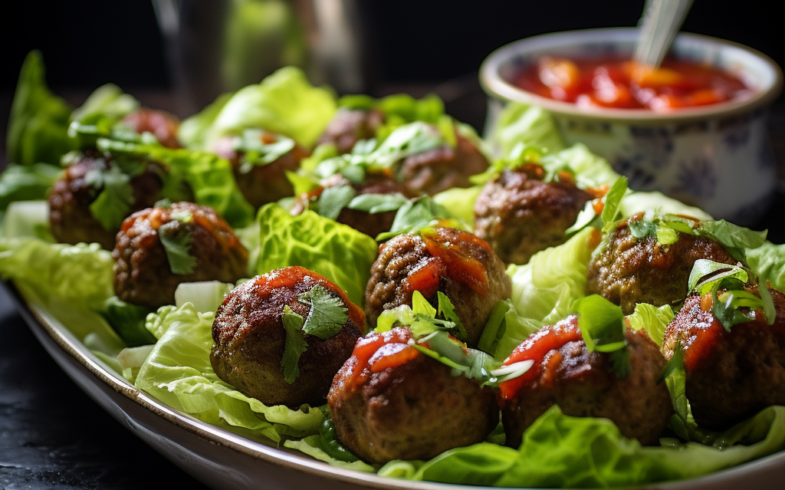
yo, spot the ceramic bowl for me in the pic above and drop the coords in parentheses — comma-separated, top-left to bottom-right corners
(480, 28, 783, 225)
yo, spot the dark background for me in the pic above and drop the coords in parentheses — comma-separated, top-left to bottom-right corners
(0, 0, 781, 96)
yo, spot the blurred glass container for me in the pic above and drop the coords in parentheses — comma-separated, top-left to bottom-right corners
(152, 0, 368, 115)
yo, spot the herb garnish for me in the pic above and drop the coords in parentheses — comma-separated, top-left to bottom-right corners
(573, 295, 631, 378)
(298, 284, 349, 339)
(375, 197, 458, 241)
(281, 305, 308, 384)
(233, 129, 296, 173)
(85, 165, 134, 231)
(316, 185, 356, 220)
(158, 221, 197, 275)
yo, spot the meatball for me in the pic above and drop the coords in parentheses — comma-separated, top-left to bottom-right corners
(122, 108, 181, 148)
(214, 131, 307, 209)
(291, 172, 412, 238)
(587, 216, 736, 314)
(474, 165, 593, 265)
(328, 327, 499, 463)
(49, 152, 165, 250)
(662, 287, 785, 429)
(317, 108, 385, 154)
(399, 132, 489, 196)
(364, 227, 511, 346)
(113, 202, 248, 308)
(500, 316, 672, 448)
(211, 266, 364, 408)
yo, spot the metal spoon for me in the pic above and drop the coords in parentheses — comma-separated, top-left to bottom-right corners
(634, 0, 695, 67)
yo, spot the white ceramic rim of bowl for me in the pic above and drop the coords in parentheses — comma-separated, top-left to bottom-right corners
(480, 27, 784, 123)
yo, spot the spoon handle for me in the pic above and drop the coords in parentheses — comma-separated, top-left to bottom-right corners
(634, 0, 694, 67)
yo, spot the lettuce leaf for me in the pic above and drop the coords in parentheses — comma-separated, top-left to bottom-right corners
(0, 237, 125, 355)
(135, 304, 324, 442)
(181, 67, 336, 149)
(0, 163, 61, 211)
(284, 435, 376, 472)
(6, 50, 75, 165)
(97, 139, 255, 228)
(68, 83, 140, 146)
(432, 185, 483, 228)
(256, 204, 377, 307)
(748, 241, 785, 292)
(626, 303, 674, 348)
(0, 237, 114, 308)
(487, 102, 565, 158)
(497, 228, 597, 359)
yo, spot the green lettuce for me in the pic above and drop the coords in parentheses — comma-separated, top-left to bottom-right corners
(135, 303, 324, 442)
(181, 67, 336, 150)
(496, 227, 596, 359)
(68, 83, 140, 146)
(748, 241, 785, 292)
(393, 405, 785, 488)
(6, 50, 75, 166)
(284, 436, 375, 472)
(432, 185, 483, 227)
(97, 139, 254, 228)
(487, 102, 565, 158)
(626, 303, 674, 347)
(256, 204, 378, 307)
(0, 237, 124, 355)
(0, 163, 61, 211)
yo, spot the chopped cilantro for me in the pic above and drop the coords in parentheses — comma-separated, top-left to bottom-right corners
(316, 185, 356, 221)
(158, 221, 197, 275)
(298, 284, 348, 339)
(436, 291, 468, 341)
(281, 305, 308, 384)
(573, 295, 631, 378)
(85, 166, 134, 231)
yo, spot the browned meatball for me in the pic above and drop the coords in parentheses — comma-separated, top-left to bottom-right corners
(113, 202, 248, 308)
(474, 165, 593, 265)
(214, 131, 307, 209)
(122, 108, 181, 148)
(291, 172, 412, 238)
(48, 152, 165, 250)
(317, 108, 385, 154)
(400, 132, 489, 196)
(211, 266, 364, 408)
(587, 216, 736, 314)
(364, 227, 511, 346)
(500, 315, 672, 448)
(662, 287, 785, 429)
(328, 327, 499, 463)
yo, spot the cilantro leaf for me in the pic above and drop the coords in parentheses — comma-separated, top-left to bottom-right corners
(298, 284, 348, 339)
(281, 305, 308, 384)
(317, 185, 356, 221)
(697, 220, 767, 261)
(600, 177, 628, 229)
(347, 193, 410, 214)
(375, 197, 453, 241)
(573, 295, 630, 378)
(234, 129, 296, 172)
(86, 166, 134, 231)
(437, 291, 468, 341)
(158, 222, 197, 275)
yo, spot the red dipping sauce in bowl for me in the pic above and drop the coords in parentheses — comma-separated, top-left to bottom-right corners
(513, 56, 752, 112)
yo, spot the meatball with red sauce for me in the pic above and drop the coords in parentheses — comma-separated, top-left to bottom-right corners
(400, 132, 489, 196)
(48, 152, 166, 250)
(122, 108, 182, 148)
(113, 202, 248, 308)
(662, 286, 785, 429)
(291, 172, 412, 238)
(328, 327, 499, 463)
(364, 227, 511, 346)
(500, 315, 672, 448)
(474, 165, 594, 265)
(587, 215, 736, 314)
(214, 131, 307, 209)
(317, 108, 385, 154)
(211, 266, 364, 408)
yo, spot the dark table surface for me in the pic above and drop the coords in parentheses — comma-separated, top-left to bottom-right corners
(2, 82, 785, 489)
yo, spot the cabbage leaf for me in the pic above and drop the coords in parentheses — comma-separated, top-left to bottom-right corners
(487, 102, 565, 158)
